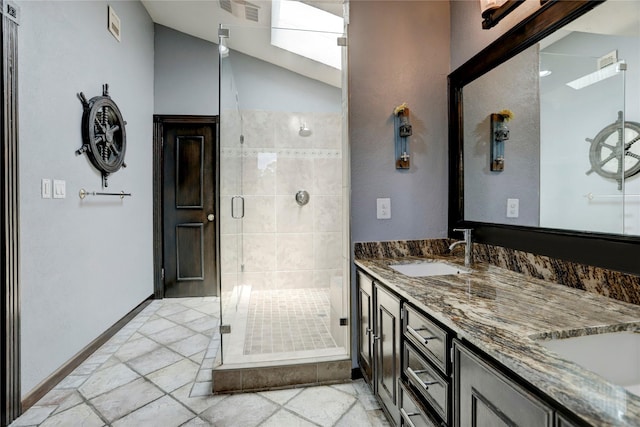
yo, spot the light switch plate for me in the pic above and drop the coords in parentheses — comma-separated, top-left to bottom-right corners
(507, 198, 519, 218)
(377, 198, 391, 219)
(53, 180, 66, 199)
(41, 178, 51, 199)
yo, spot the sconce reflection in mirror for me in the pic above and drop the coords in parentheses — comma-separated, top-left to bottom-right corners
(490, 109, 513, 171)
(480, 0, 525, 30)
(393, 102, 412, 169)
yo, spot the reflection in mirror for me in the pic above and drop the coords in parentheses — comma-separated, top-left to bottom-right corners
(463, 44, 540, 227)
(463, 0, 640, 235)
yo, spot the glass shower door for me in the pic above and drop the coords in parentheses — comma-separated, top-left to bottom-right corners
(218, 17, 349, 368)
(218, 32, 247, 364)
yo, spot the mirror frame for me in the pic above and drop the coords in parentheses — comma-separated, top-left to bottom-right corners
(448, 0, 640, 276)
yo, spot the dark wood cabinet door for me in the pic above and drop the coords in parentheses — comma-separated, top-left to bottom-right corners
(454, 341, 553, 427)
(376, 284, 401, 426)
(358, 271, 374, 383)
(163, 123, 217, 297)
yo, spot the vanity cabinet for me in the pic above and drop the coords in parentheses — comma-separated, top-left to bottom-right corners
(453, 340, 554, 427)
(357, 270, 401, 425)
(356, 268, 578, 427)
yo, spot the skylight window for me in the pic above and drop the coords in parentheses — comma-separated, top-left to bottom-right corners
(271, 0, 343, 70)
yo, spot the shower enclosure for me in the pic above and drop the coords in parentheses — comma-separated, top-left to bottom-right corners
(217, 10, 349, 372)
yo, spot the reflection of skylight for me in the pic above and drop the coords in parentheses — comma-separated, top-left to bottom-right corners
(271, 0, 343, 70)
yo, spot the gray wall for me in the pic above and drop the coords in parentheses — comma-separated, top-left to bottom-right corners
(350, 0, 451, 244)
(154, 24, 218, 115)
(349, 2, 451, 367)
(18, 0, 155, 395)
(155, 25, 341, 115)
(228, 51, 341, 113)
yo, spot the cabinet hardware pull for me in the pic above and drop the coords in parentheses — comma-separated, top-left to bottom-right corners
(407, 325, 438, 345)
(400, 408, 419, 427)
(407, 367, 440, 390)
(365, 327, 373, 335)
(373, 335, 380, 341)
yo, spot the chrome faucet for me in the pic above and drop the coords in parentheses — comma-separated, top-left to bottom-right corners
(449, 228, 473, 267)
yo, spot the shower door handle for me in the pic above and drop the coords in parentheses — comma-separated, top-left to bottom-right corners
(231, 196, 245, 219)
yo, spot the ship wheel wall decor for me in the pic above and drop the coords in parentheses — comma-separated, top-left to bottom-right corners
(76, 84, 127, 188)
(585, 111, 640, 190)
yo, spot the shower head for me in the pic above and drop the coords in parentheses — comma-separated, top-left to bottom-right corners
(299, 124, 312, 137)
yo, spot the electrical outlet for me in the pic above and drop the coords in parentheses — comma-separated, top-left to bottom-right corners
(377, 198, 391, 219)
(507, 198, 519, 218)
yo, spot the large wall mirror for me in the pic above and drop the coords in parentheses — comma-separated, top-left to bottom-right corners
(449, 0, 640, 274)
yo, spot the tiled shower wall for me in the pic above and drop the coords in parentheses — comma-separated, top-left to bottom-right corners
(221, 109, 343, 291)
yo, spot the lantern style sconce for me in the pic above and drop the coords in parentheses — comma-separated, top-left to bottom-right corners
(480, 0, 525, 29)
(490, 110, 513, 171)
(393, 103, 412, 169)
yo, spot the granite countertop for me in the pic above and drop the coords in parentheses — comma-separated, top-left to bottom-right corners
(355, 255, 640, 427)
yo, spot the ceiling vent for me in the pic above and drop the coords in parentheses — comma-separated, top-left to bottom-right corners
(219, 0, 232, 14)
(244, 3, 259, 22)
(219, 0, 262, 23)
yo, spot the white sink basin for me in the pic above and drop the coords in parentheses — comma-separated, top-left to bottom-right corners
(389, 261, 471, 277)
(539, 331, 640, 396)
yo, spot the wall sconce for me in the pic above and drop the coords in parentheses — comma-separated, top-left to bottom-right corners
(481, 0, 525, 29)
(490, 110, 513, 171)
(393, 103, 411, 169)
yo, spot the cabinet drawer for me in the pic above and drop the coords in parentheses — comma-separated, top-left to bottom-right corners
(404, 342, 449, 423)
(404, 304, 448, 373)
(400, 381, 438, 427)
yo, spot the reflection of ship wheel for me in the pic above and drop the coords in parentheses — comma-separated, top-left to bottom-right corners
(585, 111, 640, 190)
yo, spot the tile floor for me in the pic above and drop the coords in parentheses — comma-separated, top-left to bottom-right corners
(11, 297, 389, 427)
(244, 288, 337, 355)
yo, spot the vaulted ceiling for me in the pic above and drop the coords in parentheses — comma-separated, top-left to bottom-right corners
(141, 0, 344, 87)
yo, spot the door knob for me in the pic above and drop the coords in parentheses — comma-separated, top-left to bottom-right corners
(207, 214, 215, 222)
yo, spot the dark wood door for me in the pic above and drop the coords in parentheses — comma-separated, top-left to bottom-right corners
(163, 122, 217, 297)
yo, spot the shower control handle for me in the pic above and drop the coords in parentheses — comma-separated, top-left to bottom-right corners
(295, 190, 310, 206)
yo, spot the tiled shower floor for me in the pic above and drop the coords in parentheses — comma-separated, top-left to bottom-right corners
(244, 288, 337, 355)
(11, 297, 389, 427)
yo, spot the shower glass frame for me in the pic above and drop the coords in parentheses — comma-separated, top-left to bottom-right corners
(217, 12, 350, 369)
